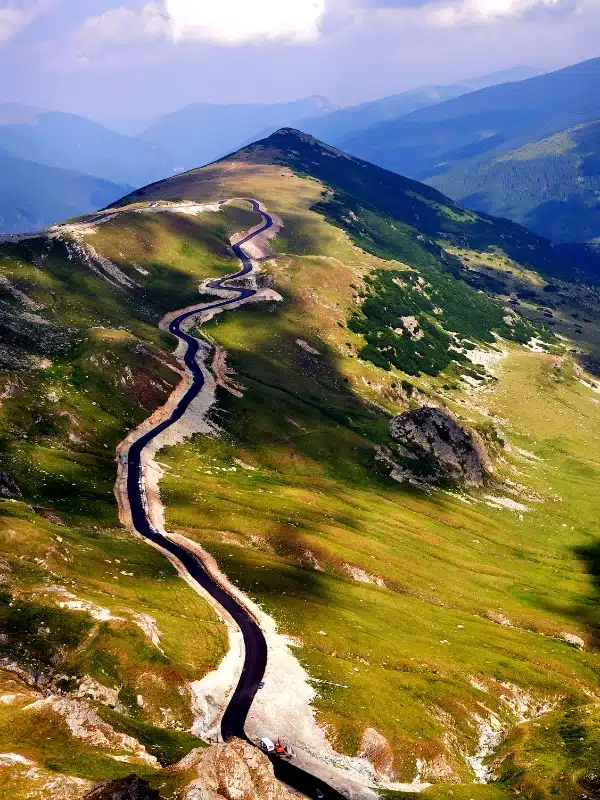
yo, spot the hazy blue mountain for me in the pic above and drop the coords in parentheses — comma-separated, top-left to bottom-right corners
(0, 152, 130, 234)
(141, 96, 335, 171)
(286, 68, 542, 148)
(0, 103, 174, 187)
(297, 86, 468, 144)
(457, 65, 542, 90)
(340, 58, 600, 183)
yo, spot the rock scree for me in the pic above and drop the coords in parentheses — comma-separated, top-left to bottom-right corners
(84, 774, 161, 800)
(390, 406, 492, 486)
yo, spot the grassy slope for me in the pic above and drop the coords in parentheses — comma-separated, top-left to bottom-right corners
(0, 205, 262, 796)
(118, 139, 600, 795)
(1, 132, 600, 797)
(429, 120, 600, 245)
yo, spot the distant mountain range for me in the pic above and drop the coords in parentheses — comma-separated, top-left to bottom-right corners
(0, 103, 172, 233)
(139, 67, 542, 173)
(337, 58, 600, 244)
(0, 103, 173, 187)
(431, 118, 600, 244)
(297, 66, 542, 146)
(0, 152, 130, 234)
(12, 60, 600, 245)
(141, 96, 336, 173)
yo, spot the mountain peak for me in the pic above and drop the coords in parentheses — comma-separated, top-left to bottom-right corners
(269, 127, 323, 143)
(232, 127, 359, 166)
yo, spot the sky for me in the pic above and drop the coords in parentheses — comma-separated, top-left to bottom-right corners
(0, 0, 598, 128)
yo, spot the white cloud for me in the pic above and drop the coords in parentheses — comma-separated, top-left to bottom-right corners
(76, 0, 326, 48)
(425, 0, 561, 24)
(0, 4, 38, 42)
(81, 2, 171, 44)
(164, 0, 326, 44)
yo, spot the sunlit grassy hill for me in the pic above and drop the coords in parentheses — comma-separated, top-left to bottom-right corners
(1, 129, 600, 798)
(430, 118, 600, 246)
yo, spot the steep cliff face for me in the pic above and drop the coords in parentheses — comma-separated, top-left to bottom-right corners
(390, 406, 492, 486)
(172, 739, 296, 800)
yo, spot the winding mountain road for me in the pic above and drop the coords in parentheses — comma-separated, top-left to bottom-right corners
(123, 199, 344, 800)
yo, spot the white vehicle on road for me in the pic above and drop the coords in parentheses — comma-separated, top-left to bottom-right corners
(260, 737, 275, 753)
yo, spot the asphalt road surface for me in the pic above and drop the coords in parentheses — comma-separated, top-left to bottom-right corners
(125, 200, 346, 800)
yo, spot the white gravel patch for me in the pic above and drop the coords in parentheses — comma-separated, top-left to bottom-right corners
(344, 564, 385, 587)
(190, 625, 245, 740)
(484, 495, 531, 512)
(132, 612, 165, 654)
(0, 275, 44, 310)
(0, 753, 35, 765)
(55, 590, 124, 623)
(580, 378, 600, 394)
(466, 712, 504, 782)
(560, 632, 585, 649)
(465, 679, 560, 782)
(466, 343, 507, 376)
(525, 337, 550, 353)
(24, 697, 158, 765)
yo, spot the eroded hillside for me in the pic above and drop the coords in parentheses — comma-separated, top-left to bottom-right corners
(1, 129, 600, 799)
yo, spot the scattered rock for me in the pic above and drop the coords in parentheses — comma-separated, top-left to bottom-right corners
(0, 471, 21, 498)
(420, 756, 456, 781)
(295, 339, 321, 355)
(25, 697, 158, 765)
(561, 632, 585, 649)
(33, 506, 65, 525)
(76, 675, 124, 711)
(487, 611, 512, 627)
(84, 773, 161, 799)
(484, 495, 530, 513)
(389, 406, 492, 486)
(343, 564, 385, 587)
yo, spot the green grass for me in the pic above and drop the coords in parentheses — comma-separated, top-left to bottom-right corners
(1, 148, 600, 796)
(0, 695, 158, 784)
(157, 286, 600, 788)
(347, 266, 534, 375)
(0, 205, 247, 791)
(97, 706, 206, 766)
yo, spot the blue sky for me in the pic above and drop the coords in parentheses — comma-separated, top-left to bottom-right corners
(1, 0, 598, 124)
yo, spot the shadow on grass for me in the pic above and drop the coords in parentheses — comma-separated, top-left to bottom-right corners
(180, 292, 414, 609)
(572, 538, 600, 649)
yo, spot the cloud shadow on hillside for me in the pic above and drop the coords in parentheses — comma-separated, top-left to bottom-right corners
(572, 539, 600, 649)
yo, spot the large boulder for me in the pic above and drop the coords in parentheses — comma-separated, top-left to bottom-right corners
(84, 774, 161, 800)
(171, 738, 296, 800)
(390, 406, 492, 486)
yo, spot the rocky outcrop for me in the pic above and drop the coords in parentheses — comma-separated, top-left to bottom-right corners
(171, 738, 296, 800)
(24, 697, 158, 766)
(358, 728, 395, 781)
(390, 406, 492, 487)
(0, 471, 21, 498)
(84, 774, 161, 800)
